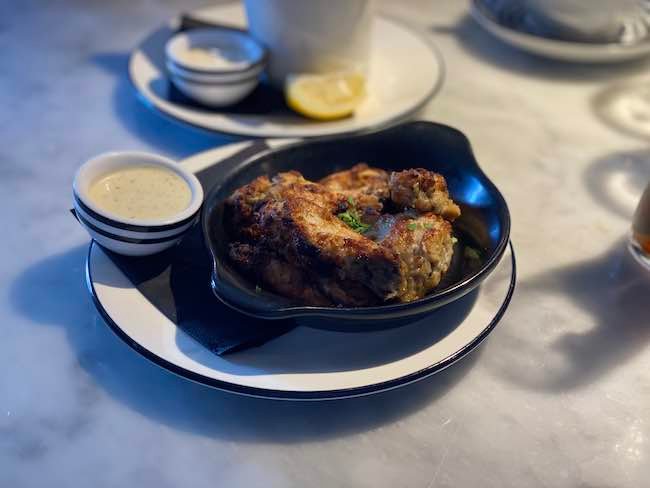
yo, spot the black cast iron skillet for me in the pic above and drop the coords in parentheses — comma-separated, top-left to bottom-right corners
(201, 121, 511, 324)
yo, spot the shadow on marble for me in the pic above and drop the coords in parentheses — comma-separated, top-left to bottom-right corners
(485, 239, 650, 392)
(592, 79, 650, 142)
(583, 149, 650, 220)
(91, 52, 233, 158)
(434, 15, 650, 81)
(9, 244, 479, 442)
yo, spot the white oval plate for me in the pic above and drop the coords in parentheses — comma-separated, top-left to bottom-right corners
(86, 142, 516, 400)
(471, 0, 650, 63)
(128, 4, 444, 138)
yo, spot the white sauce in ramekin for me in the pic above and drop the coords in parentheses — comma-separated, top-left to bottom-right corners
(88, 166, 191, 220)
(180, 46, 252, 70)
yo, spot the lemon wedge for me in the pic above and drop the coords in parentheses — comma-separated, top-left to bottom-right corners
(285, 71, 367, 121)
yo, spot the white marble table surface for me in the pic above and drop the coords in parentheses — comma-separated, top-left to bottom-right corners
(3, 1, 650, 486)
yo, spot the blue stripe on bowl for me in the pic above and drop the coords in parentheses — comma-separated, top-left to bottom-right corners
(73, 193, 198, 232)
(74, 203, 194, 240)
(75, 209, 190, 244)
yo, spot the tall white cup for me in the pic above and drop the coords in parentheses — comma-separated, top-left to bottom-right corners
(243, 0, 373, 87)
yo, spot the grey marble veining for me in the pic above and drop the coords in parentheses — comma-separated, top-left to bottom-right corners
(2, 1, 650, 487)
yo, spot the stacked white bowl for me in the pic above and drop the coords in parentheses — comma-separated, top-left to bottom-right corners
(165, 28, 268, 107)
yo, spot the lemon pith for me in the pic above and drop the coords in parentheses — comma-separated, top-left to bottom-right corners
(285, 72, 367, 121)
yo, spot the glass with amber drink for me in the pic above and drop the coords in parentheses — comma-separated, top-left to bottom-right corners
(630, 181, 650, 269)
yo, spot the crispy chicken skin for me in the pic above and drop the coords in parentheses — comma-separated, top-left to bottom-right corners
(224, 164, 460, 306)
(229, 242, 332, 306)
(389, 168, 461, 221)
(366, 213, 455, 302)
(230, 242, 380, 306)
(320, 163, 389, 206)
(320, 163, 390, 223)
(225, 171, 346, 240)
(256, 197, 402, 301)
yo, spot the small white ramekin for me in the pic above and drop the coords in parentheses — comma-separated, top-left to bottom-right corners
(166, 60, 261, 107)
(165, 28, 268, 107)
(72, 151, 203, 256)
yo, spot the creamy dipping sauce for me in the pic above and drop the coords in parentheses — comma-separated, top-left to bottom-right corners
(88, 166, 192, 220)
(181, 46, 251, 70)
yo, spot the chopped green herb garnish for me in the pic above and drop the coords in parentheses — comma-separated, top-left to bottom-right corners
(338, 208, 370, 234)
(407, 222, 418, 231)
(347, 196, 355, 205)
(464, 247, 481, 260)
(424, 223, 434, 230)
(451, 236, 458, 244)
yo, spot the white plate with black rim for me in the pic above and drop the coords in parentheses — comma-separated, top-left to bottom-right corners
(85, 140, 517, 401)
(128, 3, 445, 139)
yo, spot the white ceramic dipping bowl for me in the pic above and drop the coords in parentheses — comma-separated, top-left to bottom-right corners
(165, 28, 268, 107)
(73, 151, 203, 256)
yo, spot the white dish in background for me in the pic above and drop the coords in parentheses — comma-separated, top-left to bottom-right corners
(129, 3, 444, 139)
(471, 0, 650, 63)
(86, 141, 517, 401)
(73, 151, 203, 256)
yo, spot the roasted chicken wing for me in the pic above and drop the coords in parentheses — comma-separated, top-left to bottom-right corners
(366, 212, 455, 302)
(224, 164, 460, 306)
(389, 168, 461, 220)
(320, 163, 388, 206)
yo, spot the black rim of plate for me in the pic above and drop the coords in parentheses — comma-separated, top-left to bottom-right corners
(85, 240, 516, 401)
(127, 14, 446, 139)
